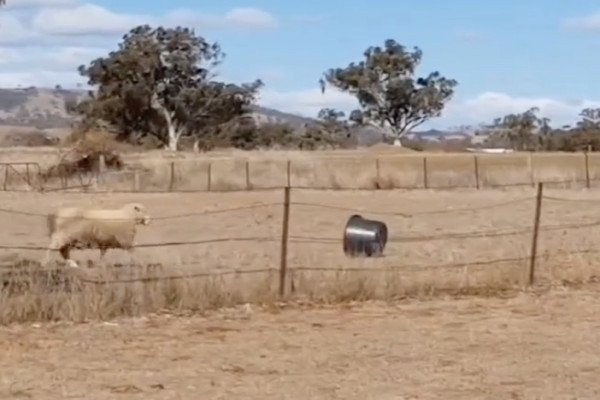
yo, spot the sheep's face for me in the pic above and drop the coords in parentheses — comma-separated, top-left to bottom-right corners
(129, 203, 150, 225)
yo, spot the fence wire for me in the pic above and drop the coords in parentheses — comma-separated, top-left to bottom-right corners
(1, 186, 600, 289)
(0, 202, 282, 220)
(5, 154, 600, 194)
(290, 196, 534, 218)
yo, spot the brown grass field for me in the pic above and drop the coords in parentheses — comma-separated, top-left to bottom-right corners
(1, 185, 600, 323)
(3, 147, 600, 398)
(3, 285, 600, 399)
(3, 146, 600, 191)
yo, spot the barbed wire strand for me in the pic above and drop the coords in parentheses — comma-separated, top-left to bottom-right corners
(0, 202, 282, 220)
(543, 195, 600, 203)
(292, 247, 600, 274)
(0, 236, 279, 251)
(290, 217, 600, 246)
(289, 179, 587, 191)
(79, 267, 279, 285)
(3, 247, 600, 286)
(0, 267, 278, 285)
(0, 194, 534, 222)
(3, 215, 600, 252)
(291, 196, 534, 218)
(38, 186, 286, 195)
(290, 226, 533, 244)
(293, 256, 530, 273)
(0, 209, 598, 254)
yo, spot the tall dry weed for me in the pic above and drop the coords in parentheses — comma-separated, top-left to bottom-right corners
(2, 238, 600, 326)
(0, 260, 277, 325)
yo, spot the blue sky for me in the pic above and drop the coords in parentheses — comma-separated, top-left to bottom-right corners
(2, 0, 600, 129)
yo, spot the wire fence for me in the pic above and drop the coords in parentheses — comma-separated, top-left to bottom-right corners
(1, 182, 600, 296)
(3, 152, 600, 193)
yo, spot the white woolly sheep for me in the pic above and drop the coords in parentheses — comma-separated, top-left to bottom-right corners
(43, 202, 151, 268)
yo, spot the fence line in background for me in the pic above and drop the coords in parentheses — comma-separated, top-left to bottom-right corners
(4, 151, 600, 193)
(1, 184, 600, 296)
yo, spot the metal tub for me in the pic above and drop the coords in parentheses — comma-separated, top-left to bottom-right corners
(343, 214, 388, 257)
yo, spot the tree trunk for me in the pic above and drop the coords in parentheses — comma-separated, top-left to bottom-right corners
(393, 138, 403, 147)
(166, 123, 182, 151)
(151, 94, 182, 151)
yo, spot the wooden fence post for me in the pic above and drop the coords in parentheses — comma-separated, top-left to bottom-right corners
(279, 186, 291, 297)
(473, 155, 480, 190)
(585, 151, 591, 189)
(245, 160, 251, 190)
(133, 170, 140, 192)
(528, 152, 534, 187)
(25, 163, 31, 188)
(286, 160, 291, 188)
(3, 165, 8, 191)
(375, 157, 381, 188)
(529, 182, 543, 286)
(207, 161, 212, 192)
(97, 154, 106, 186)
(168, 161, 175, 191)
(423, 156, 428, 189)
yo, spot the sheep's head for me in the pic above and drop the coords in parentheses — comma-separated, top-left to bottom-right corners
(125, 203, 150, 225)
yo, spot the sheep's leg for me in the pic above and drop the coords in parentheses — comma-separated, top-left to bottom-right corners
(42, 233, 64, 267)
(42, 247, 53, 267)
(59, 245, 78, 269)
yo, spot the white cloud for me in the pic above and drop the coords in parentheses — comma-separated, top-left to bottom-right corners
(165, 7, 277, 31)
(29, 4, 277, 37)
(0, 70, 86, 87)
(0, 48, 19, 64)
(2, 2, 278, 41)
(31, 4, 150, 36)
(223, 7, 277, 29)
(47, 46, 107, 68)
(258, 88, 359, 118)
(561, 12, 600, 32)
(4, 0, 76, 9)
(0, 45, 109, 71)
(0, 13, 38, 45)
(257, 88, 600, 129)
(442, 92, 600, 128)
(0, 2, 279, 89)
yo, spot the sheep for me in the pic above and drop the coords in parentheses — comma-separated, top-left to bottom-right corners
(43, 202, 151, 268)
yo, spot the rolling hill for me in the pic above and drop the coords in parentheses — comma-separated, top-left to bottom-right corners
(0, 87, 461, 146)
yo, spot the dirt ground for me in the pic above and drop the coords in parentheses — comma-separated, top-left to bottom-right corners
(1, 284, 600, 399)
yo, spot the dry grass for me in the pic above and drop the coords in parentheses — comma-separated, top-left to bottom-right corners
(0, 259, 528, 325)
(0, 261, 277, 325)
(1, 186, 600, 324)
(4, 148, 600, 398)
(3, 147, 600, 191)
(4, 285, 600, 399)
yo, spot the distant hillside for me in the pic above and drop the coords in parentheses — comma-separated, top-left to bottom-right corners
(0, 87, 462, 146)
(0, 87, 319, 130)
(0, 87, 85, 129)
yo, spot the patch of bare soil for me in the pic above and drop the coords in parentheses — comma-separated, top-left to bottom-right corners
(2, 284, 600, 399)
